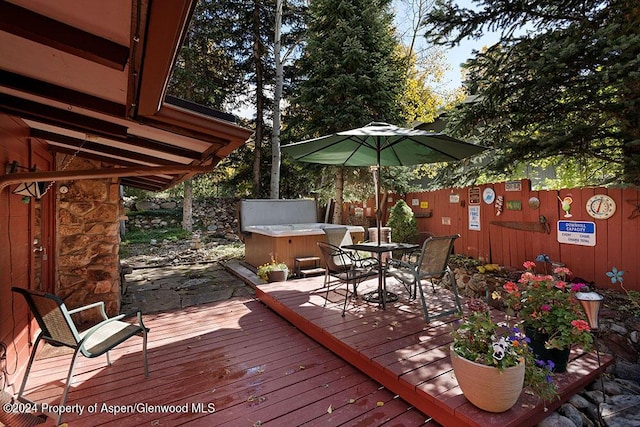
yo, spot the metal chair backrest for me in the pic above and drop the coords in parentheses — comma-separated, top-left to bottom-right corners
(317, 241, 352, 273)
(324, 227, 353, 247)
(416, 234, 460, 279)
(12, 287, 80, 348)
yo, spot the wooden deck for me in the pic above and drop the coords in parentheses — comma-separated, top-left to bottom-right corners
(251, 272, 613, 427)
(19, 297, 430, 426)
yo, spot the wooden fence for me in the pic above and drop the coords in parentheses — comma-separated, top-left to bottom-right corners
(344, 179, 639, 292)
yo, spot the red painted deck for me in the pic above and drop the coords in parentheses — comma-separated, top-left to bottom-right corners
(253, 273, 613, 427)
(18, 297, 430, 426)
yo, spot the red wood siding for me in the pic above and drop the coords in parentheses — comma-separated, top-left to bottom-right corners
(346, 180, 639, 291)
(0, 113, 34, 381)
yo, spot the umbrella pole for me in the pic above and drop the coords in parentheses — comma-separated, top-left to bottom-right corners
(375, 145, 382, 246)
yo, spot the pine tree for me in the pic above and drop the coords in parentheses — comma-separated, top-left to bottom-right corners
(290, 0, 406, 220)
(424, 0, 640, 185)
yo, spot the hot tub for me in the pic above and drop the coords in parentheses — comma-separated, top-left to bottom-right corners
(240, 200, 364, 269)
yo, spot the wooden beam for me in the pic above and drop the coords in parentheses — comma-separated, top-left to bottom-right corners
(0, 93, 128, 139)
(33, 129, 186, 166)
(0, 0, 129, 70)
(136, 0, 197, 116)
(0, 70, 126, 117)
(0, 165, 212, 191)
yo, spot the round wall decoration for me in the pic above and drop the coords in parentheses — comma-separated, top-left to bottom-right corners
(586, 194, 616, 219)
(482, 188, 496, 204)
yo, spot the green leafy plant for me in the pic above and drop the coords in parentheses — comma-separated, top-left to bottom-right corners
(452, 299, 558, 402)
(498, 262, 593, 351)
(386, 200, 419, 243)
(257, 254, 289, 281)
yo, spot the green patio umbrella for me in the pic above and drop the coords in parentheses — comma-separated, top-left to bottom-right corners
(281, 122, 486, 242)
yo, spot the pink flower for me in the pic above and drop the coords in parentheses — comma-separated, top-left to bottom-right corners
(571, 319, 591, 332)
(553, 266, 572, 277)
(571, 283, 587, 292)
(523, 261, 536, 270)
(540, 304, 551, 312)
(504, 281, 519, 294)
(555, 281, 567, 290)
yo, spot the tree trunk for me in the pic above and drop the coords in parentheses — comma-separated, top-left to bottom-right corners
(252, 0, 264, 197)
(182, 179, 193, 232)
(332, 167, 344, 224)
(270, 0, 283, 199)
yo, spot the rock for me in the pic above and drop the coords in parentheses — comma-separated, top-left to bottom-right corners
(589, 379, 623, 395)
(602, 333, 638, 363)
(558, 403, 583, 427)
(600, 395, 640, 427)
(569, 394, 592, 409)
(134, 200, 158, 211)
(613, 378, 640, 394)
(614, 359, 640, 384)
(537, 412, 576, 427)
(626, 317, 640, 332)
(584, 390, 605, 404)
(160, 201, 177, 209)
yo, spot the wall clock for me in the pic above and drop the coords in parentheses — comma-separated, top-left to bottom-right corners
(586, 194, 616, 219)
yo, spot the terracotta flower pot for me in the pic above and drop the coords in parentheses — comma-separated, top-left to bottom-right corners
(450, 347, 525, 413)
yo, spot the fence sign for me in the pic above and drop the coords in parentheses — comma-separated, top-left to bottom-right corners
(469, 206, 481, 231)
(557, 221, 596, 246)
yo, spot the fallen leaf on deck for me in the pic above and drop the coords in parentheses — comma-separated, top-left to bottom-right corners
(376, 401, 384, 407)
(327, 404, 333, 413)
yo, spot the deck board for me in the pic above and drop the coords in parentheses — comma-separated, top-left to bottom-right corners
(21, 298, 428, 426)
(252, 273, 613, 427)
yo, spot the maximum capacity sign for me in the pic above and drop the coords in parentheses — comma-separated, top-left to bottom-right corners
(557, 220, 596, 246)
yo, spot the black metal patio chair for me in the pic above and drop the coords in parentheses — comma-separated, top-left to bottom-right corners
(316, 241, 379, 316)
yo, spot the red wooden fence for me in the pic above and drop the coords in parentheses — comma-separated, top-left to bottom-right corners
(344, 179, 640, 292)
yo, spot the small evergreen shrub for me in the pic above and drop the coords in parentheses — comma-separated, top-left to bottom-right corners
(387, 200, 419, 243)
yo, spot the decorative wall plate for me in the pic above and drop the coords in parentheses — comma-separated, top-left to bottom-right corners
(482, 188, 496, 204)
(586, 194, 616, 219)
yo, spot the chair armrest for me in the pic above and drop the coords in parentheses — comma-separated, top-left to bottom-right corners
(68, 301, 109, 320)
(388, 258, 416, 270)
(347, 253, 379, 269)
(78, 311, 147, 357)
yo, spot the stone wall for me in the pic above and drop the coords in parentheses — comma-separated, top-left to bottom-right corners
(124, 197, 241, 241)
(56, 157, 123, 321)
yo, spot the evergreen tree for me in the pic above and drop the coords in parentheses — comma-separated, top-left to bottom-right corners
(289, 0, 407, 220)
(424, 0, 640, 185)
